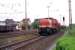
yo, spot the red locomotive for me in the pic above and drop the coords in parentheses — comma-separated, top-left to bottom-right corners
(38, 18, 60, 36)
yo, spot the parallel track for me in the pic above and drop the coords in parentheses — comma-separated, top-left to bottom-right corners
(0, 30, 35, 38)
(0, 32, 64, 50)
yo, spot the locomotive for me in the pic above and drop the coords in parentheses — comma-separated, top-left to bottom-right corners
(38, 18, 60, 36)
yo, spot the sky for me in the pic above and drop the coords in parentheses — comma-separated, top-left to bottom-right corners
(0, 0, 75, 26)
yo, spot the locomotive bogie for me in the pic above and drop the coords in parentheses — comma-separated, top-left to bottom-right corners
(38, 27, 58, 36)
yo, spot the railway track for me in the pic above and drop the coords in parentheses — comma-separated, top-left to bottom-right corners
(0, 30, 35, 38)
(0, 33, 38, 46)
(0, 32, 64, 50)
(0, 36, 43, 50)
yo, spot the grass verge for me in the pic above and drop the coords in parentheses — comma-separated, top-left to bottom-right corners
(55, 26, 75, 50)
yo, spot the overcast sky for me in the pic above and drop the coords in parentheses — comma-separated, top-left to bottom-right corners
(0, 0, 75, 26)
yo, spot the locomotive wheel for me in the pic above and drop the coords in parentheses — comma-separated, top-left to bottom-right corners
(39, 31, 49, 36)
(53, 29, 57, 33)
(38, 28, 55, 36)
(46, 28, 53, 35)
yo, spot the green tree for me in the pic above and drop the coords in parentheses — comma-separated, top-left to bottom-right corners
(31, 19, 39, 29)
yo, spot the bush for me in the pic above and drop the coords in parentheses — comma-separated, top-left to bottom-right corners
(56, 36, 75, 50)
(31, 21, 39, 29)
(56, 24, 75, 50)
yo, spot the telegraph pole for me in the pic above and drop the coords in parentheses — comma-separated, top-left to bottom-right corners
(25, 0, 28, 31)
(25, 0, 27, 19)
(69, 0, 72, 29)
(47, 6, 50, 18)
(47, 2, 52, 18)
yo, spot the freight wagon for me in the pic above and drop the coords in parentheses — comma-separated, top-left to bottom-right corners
(0, 19, 17, 32)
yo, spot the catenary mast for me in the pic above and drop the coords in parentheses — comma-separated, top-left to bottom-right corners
(69, 0, 72, 29)
(25, 0, 27, 19)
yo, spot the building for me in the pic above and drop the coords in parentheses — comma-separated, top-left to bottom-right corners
(17, 18, 31, 31)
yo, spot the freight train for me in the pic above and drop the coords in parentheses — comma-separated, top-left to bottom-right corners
(0, 19, 17, 32)
(38, 18, 61, 36)
(0, 25, 16, 32)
